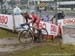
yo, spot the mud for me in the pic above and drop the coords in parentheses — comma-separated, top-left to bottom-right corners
(0, 38, 49, 52)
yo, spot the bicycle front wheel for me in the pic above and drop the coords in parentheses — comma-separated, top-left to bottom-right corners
(18, 30, 33, 45)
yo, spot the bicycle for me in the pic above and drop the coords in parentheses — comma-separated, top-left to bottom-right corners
(17, 22, 48, 45)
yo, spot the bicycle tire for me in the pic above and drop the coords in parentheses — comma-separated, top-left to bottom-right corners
(34, 28, 48, 42)
(18, 30, 33, 45)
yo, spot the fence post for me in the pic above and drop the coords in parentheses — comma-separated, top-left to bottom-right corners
(12, 13, 16, 32)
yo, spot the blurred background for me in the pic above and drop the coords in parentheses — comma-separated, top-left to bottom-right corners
(0, 0, 75, 19)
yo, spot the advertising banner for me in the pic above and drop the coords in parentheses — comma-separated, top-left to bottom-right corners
(0, 15, 58, 35)
(0, 14, 13, 30)
(14, 16, 58, 35)
(58, 18, 75, 28)
(14, 15, 24, 29)
(39, 21, 58, 35)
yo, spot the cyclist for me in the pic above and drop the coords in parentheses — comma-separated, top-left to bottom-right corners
(21, 11, 40, 29)
(30, 11, 41, 42)
(21, 11, 32, 28)
(21, 11, 40, 42)
(30, 11, 40, 29)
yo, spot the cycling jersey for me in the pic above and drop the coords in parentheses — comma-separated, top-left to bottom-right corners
(31, 14, 40, 24)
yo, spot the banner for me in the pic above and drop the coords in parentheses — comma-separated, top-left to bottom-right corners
(14, 15, 24, 28)
(64, 19, 75, 24)
(0, 15, 58, 35)
(39, 21, 58, 35)
(14, 17, 58, 35)
(58, 18, 75, 28)
(0, 14, 13, 30)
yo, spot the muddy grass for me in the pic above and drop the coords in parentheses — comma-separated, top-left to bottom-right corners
(0, 29, 75, 56)
(0, 38, 51, 56)
(0, 43, 75, 56)
(0, 38, 74, 56)
(0, 29, 17, 38)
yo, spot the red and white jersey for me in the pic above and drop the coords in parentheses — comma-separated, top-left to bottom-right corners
(29, 14, 40, 23)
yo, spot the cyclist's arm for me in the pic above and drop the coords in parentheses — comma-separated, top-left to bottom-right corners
(27, 16, 32, 19)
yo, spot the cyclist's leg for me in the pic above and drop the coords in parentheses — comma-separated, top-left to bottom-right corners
(33, 23, 42, 42)
(32, 23, 39, 42)
(20, 23, 26, 28)
(20, 23, 30, 29)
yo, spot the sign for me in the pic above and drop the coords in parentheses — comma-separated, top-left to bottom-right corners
(39, 21, 46, 29)
(64, 19, 75, 24)
(50, 24, 58, 35)
(0, 14, 13, 30)
(50, 24, 57, 34)
(38, 21, 58, 35)
(58, 18, 75, 27)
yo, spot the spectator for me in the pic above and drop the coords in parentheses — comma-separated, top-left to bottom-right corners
(13, 6, 22, 15)
(41, 14, 49, 22)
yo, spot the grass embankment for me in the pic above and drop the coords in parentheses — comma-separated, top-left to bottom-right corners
(0, 29, 17, 38)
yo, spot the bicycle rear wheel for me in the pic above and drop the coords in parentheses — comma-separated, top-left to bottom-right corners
(34, 28, 48, 42)
(18, 30, 33, 45)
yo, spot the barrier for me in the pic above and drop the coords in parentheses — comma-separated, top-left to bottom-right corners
(0, 14, 13, 30)
(1, 14, 75, 44)
(0, 14, 58, 36)
(39, 21, 58, 35)
(14, 15, 58, 35)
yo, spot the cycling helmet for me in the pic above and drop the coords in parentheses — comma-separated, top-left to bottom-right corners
(21, 10, 28, 14)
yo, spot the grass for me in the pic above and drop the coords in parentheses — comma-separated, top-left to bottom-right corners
(0, 28, 17, 38)
(2, 44, 75, 56)
(0, 28, 75, 56)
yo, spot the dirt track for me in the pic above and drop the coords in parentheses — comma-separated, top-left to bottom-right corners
(0, 38, 49, 52)
(0, 38, 32, 52)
